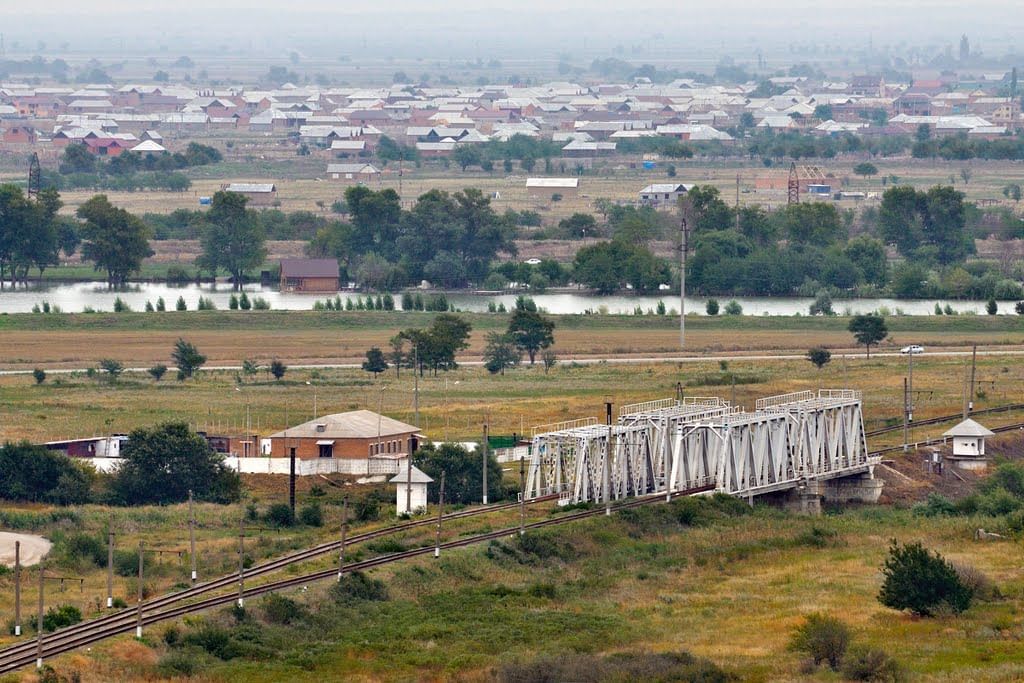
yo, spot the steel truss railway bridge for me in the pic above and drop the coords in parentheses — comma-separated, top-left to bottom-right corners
(525, 390, 881, 507)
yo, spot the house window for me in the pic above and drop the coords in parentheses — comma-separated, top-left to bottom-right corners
(318, 443, 333, 458)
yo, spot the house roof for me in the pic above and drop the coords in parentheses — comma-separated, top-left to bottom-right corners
(641, 183, 693, 194)
(526, 177, 579, 188)
(389, 465, 434, 484)
(268, 410, 418, 440)
(226, 183, 276, 193)
(326, 163, 379, 174)
(943, 419, 995, 438)
(131, 140, 167, 153)
(280, 258, 339, 279)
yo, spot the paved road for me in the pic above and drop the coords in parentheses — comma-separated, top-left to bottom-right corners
(2, 349, 1022, 376)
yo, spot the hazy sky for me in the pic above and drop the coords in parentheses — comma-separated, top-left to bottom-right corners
(3, 1, 1022, 63)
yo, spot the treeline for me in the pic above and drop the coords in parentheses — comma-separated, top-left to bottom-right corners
(0, 423, 240, 507)
(307, 185, 517, 289)
(40, 142, 222, 192)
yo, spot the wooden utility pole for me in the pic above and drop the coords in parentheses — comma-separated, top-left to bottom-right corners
(968, 344, 977, 413)
(13, 541, 21, 636)
(237, 516, 245, 608)
(519, 456, 526, 536)
(338, 497, 348, 581)
(434, 471, 445, 558)
(135, 542, 144, 638)
(106, 522, 114, 607)
(188, 490, 197, 585)
(482, 421, 489, 505)
(36, 563, 44, 669)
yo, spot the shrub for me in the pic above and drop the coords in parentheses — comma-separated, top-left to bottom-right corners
(789, 613, 850, 670)
(264, 502, 295, 527)
(239, 292, 251, 310)
(986, 298, 997, 315)
(158, 649, 202, 676)
(298, 502, 323, 527)
(913, 493, 957, 517)
(156, 297, 166, 312)
(42, 604, 82, 632)
(705, 299, 719, 315)
(175, 296, 187, 311)
(229, 294, 239, 310)
(841, 646, 904, 682)
(723, 300, 743, 315)
(401, 291, 414, 310)
(270, 359, 287, 380)
(252, 297, 270, 310)
(260, 593, 304, 625)
(148, 364, 168, 381)
(497, 650, 734, 683)
(113, 297, 130, 313)
(952, 561, 999, 601)
(32, 368, 46, 385)
(181, 623, 235, 659)
(57, 532, 106, 568)
(329, 571, 388, 605)
(878, 540, 972, 616)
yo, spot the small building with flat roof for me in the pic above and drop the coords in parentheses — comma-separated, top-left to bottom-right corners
(263, 410, 420, 461)
(280, 258, 339, 292)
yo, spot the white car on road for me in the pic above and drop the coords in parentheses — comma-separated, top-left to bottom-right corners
(900, 345, 925, 355)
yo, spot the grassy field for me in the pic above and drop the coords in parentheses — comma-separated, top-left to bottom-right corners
(8, 156, 1021, 226)
(5, 496, 1024, 682)
(2, 311, 1024, 445)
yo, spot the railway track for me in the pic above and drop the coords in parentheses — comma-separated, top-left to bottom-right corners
(869, 420, 1024, 458)
(0, 486, 713, 673)
(0, 493, 558, 672)
(865, 403, 1024, 438)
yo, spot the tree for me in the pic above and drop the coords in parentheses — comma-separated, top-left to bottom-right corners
(506, 308, 555, 364)
(58, 143, 95, 174)
(196, 191, 267, 288)
(242, 358, 260, 378)
(878, 540, 972, 616)
(813, 104, 834, 121)
(789, 613, 851, 671)
(986, 298, 998, 315)
(848, 314, 888, 358)
(541, 349, 558, 374)
(362, 347, 389, 377)
(171, 338, 206, 379)
(483, 332, 521, 375)
(148, 364, 167, 381)
(270, 359, 287, 380)
(705, 299, 719, 315)
(388, 335, 406, 377)
(414, 442, 503, 505)
(558, 212, 598, 238)
(32, 368, 46, 385)
(109, 422, 241, 505)
(452, 145, 482, 171)
(853, 162, 878, 179)
(806, 347, 832, 369)
(98, 358, 124, 380)
(0, 442, 92, 504)
(76, 195, 153, 285)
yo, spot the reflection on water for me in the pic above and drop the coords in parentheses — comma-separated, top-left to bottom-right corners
(0, 282, 1007, 316)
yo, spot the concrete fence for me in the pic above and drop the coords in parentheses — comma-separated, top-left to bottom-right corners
(223, 456, 406, 476)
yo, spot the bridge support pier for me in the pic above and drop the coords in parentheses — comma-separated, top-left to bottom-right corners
(785, 480, 823, 515)
(822, 470, 883, 505)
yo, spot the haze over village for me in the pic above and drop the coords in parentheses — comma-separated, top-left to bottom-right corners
(0, 2, 1023, 681)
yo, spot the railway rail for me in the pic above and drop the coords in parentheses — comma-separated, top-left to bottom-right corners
(868, 420, 1024, 458)
(0, 486, 712, 673)
(0, 493, 558, 673)
(864, 403, 1024, 438)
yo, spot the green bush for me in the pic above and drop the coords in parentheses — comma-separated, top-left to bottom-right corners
(260, 594, 305, 625)
(298, 502, 323, 527)
(878, 540, 972, 616)
(56, 532, 106, 568)
(264, 503, 295, 527)
(181, 623, 233, 659)
(157, 649, 203, 676)
(497, 650, 734, 683)
(841, 646, 904, 682)
(42, 604, 82, 632)
(789, 613, 850, 670)
(330, 571, 389, 605)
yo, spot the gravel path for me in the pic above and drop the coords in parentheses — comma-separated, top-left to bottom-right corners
(0, 532, 52, 567)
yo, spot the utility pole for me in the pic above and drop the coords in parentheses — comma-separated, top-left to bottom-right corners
(969, 344, 977, 413)
(413, 344, 419, 428)
(604, 401, 613, 516)
(434, 471, 445, 558)
(14, 541, 21, 636)
(237, 516, 245, 608)
(135, 542, 144, 638)
(679, 213, 688, 349)
(903, 377, 909, 453)
(338, 497, 347, 580)
(188, 490, 197, 585)
(482, 421, 489, 505)
(735, 173, 740, 232)
(908, 352, 914, 424)
(288, 444, 296, 516)
(519, 456, 526, 536)
(36, 563, 44, 669)
(106, 522, 114, 607)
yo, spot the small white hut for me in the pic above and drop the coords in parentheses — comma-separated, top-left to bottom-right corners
(943, 418, 995, 470)
(390, 465, 433, 515)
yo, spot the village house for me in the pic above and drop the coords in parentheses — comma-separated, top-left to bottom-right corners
(326, 163, 380, 183)
(526, 177, 579, 198)
(279, 258, 340, 292)
(224, 182, 277, 206)
(639, 183, 693, 207)
(262, 410, 420, 461)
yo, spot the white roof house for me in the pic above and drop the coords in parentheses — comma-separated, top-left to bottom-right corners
(943, 418, 995, 461)
(130, 140, 167, 153)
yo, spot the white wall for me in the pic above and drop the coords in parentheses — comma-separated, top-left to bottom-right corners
(395, 483, 428, 514)
(223, 456, 404, 476)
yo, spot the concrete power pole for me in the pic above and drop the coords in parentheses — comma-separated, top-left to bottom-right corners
(434, 471, 445, 558)
(13, 541, 20, 636)
(338, 497, 347, 580)
(482, 421, 489, 505)
(188, 490, 197, 585)
(106, 523, 114, 607)
(604, 401, 613, 516)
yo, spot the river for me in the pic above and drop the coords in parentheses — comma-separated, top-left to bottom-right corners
(0, 282, 1012, 316)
